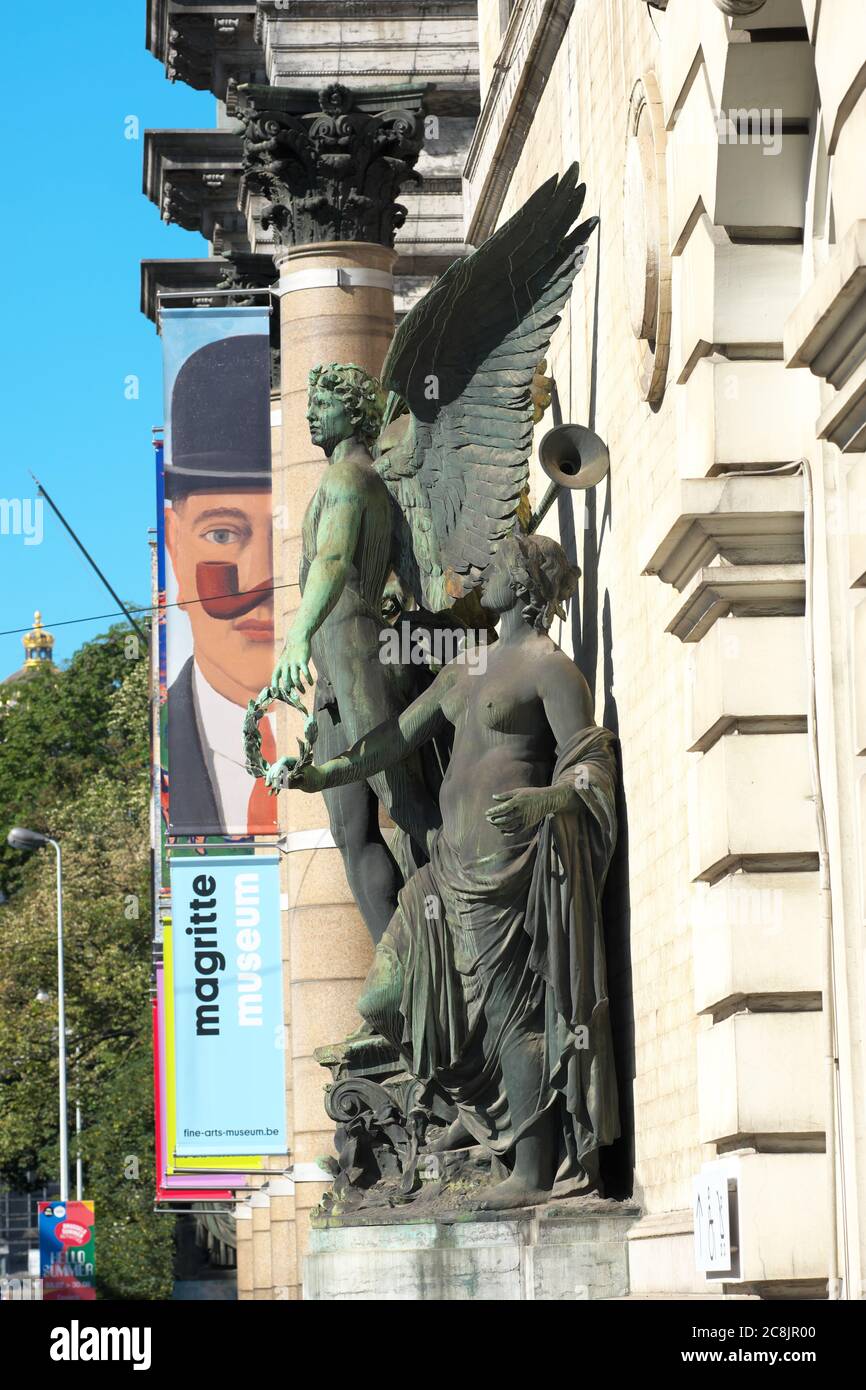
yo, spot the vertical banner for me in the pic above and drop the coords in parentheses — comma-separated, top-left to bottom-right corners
(169, 854, 286, 1156)
(160, 307, 276, 836)
(157, 932, 263, 1180)
(38, 1201, 96, 1301)
(152, 993, 237, 1202)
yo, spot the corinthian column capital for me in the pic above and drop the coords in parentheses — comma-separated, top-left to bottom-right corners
(237, 82, 427, 252)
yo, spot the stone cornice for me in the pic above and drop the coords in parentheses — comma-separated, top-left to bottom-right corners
(143, 128, 243, 185)
(147, 2, 263, 100)
(142, 119, 464, 266)
(148, 2, 259, 59)
(462, 0, 574, 245)
(140, 256, 238, 325)
(141, 253, 281, 382)
(254, 1, 479, 114)
(256, 0, 476, 29)
(143, 128, 245, 238)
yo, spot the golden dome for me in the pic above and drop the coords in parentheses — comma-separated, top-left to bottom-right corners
(22, 610, 55, 669)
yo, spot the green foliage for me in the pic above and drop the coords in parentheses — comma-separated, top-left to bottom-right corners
(0, 629, 175, 1299)
(82, 1046, 175, 1302)
(0, 626, 145, 901)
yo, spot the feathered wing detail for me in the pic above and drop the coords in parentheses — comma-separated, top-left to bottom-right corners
(375, 163, 598, 610)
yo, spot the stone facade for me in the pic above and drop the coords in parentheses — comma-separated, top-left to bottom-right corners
(145, 0, 866, 1300)
(467, 0, 866, 1299)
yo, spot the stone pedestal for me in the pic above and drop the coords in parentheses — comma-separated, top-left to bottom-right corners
(304, 1201, 639, 1301)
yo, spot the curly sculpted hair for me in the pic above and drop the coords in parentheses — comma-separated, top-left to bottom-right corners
(308, 363, 384, 448)
(496, 533, 580, 632)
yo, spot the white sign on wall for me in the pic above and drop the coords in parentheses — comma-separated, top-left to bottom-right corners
(693, 1164, 734, 1272)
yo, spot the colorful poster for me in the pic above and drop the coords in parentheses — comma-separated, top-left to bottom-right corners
(161, 307, 276, 837)
(169, 855, 286, 1156)
(38, 1201, 96, 1301)
(152, 995, 238, 1202)
(156, 937, 263, 1180)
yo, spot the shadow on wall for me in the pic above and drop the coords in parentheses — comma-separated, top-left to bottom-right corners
(553, 235, 635, 1198)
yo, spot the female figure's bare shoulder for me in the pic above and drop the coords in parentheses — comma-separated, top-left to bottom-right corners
(537, 642, 594, 724)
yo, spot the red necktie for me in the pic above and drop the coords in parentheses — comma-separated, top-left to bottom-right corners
(246, 718, 278, 835)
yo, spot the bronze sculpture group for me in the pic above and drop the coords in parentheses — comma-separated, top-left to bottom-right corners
(251, 166, 620, 1211)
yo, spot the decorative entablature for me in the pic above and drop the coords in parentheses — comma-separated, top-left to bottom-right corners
(142, 120, 465, 271)
(235, 82, 427, 250)
(463, 0, 574, 246)
(141, 252, 280, 384)
(146, 1, 264, 100)
(253, 0, 479, 116)
(141, 253, 274, 325)
(143, 129, 251, 250)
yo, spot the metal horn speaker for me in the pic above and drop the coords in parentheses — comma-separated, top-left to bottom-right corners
(539, 423, 610, 490)
(528, 424, 610, 532)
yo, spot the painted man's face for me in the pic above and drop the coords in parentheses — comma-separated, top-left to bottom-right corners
(165, 489, 274, 705)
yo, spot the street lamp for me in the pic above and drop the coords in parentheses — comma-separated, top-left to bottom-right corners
(7, 828, 69, 1202)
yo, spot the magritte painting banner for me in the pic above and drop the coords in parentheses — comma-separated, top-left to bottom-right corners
(170, 854, 286, 1156)
(160, 306, 276, 837)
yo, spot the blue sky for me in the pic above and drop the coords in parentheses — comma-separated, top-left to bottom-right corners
(0, 5, 214, 675)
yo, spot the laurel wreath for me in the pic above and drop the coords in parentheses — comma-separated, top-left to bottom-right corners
(242, 685, 318, 793)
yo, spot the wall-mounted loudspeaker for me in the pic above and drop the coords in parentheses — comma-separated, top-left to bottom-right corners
(528, 424, 610, 532)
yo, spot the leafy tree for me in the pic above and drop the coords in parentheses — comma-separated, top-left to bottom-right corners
(0, 627, 144, 901)
(0, 628, 175, 1299)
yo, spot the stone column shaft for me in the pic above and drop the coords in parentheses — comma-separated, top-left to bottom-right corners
(276, 240, 397, 1289)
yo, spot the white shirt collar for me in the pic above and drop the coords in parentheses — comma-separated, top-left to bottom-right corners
(190, 665, 277, 834)
(192, 662, 251, 767)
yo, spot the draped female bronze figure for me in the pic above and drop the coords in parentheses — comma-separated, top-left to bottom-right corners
(268, 533, 619, 1208)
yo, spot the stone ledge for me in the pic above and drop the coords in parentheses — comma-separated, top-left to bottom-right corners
(784, 220, 866, 385)
(697, 1013, 824, 1146)
(642, 474, 804, 591)
(312, 1192, 638, 1229)
(784, 219, 866, 453)
(625, 1208, 693, 1240)
(815, 356, 866, 454)
(692, 870, 821, 1016)
(710, 1152, 828, 1287)
(666, 564, 805, 643)
(689, 615, 807, 753)
(689, 732, 818, 884)
(259, 9, 480, 113)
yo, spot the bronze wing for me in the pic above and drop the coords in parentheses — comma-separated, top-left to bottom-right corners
(375, 163, 598, 611)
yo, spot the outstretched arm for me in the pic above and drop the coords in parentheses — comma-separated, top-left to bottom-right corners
(275, 666, 455, 793)
(272, 474, 362, 696)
